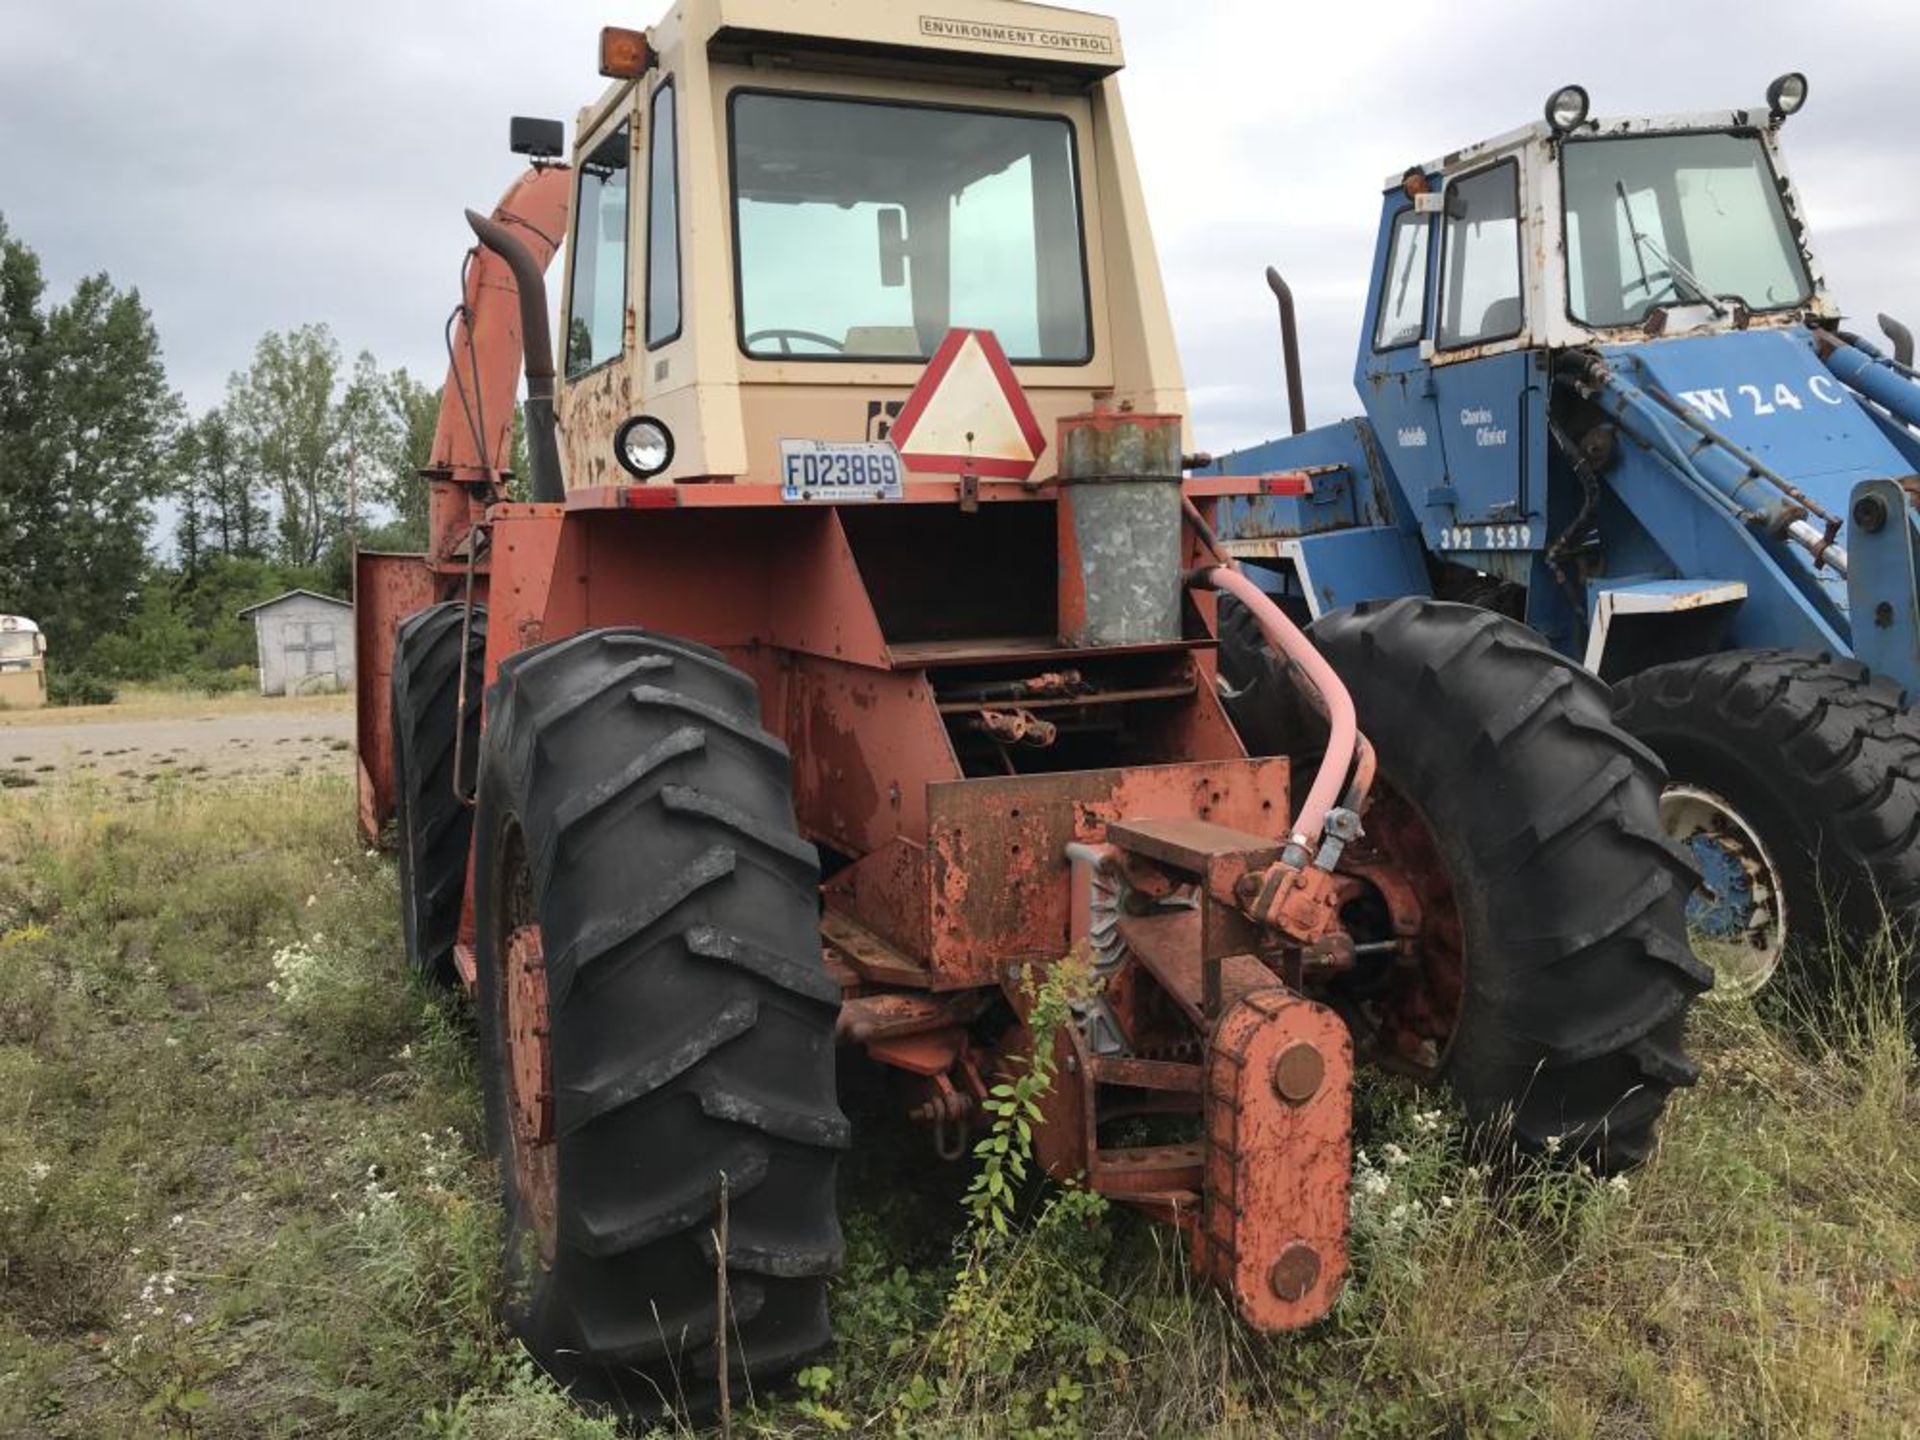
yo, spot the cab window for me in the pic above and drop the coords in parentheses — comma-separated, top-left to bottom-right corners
(1438, 160, 1523, 349)
(565, 122, 631, 376)
(1562, 132, 1811, 326)
(729, 92, 1090, 363)
(646, 84, 681, 349)
(1373, 208, 1430, 351)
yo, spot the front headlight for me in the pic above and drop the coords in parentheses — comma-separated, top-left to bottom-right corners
(613, 416, 675, 479)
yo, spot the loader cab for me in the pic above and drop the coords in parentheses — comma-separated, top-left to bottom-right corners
(553, 0, 1186, 494)
(0, 616, 48, 711)
(1355, 87, 1835, 567)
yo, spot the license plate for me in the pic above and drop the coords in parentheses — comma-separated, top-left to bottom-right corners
(778, 439, 905, 502)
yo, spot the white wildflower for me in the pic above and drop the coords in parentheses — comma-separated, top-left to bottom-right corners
(1381, 1142, 1409, 1168)
(1607, 1173, 1630, 1197)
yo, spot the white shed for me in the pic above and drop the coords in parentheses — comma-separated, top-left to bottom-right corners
(239, 590, 355, 696)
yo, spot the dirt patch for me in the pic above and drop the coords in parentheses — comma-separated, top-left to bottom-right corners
(0, 696, 354, 791)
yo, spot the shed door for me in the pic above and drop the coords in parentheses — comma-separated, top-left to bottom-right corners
(285, 620, 339, 683)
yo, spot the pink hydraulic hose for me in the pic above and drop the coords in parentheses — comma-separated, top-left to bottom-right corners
(1183, 497, 1368, 851)
(1206, 567, 1360, 850)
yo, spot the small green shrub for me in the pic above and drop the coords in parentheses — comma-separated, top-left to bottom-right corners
(47, 670, 116, 707)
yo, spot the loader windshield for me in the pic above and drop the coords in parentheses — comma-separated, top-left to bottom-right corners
(1562, 131, 1812, 327)
(729, 92, 1090, 364)
(0, 633, 33, 662)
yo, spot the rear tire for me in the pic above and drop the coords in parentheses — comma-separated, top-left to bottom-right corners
(473, 628, 845, 1419)
(392, 602, 485, 985)
(1614, 650, 1920, 1005)
(1222, 597, 1708, 1169)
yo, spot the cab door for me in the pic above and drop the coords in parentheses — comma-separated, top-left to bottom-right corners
(1357, 199, 1448, 527)
(1427, 158, 1548, 540)
(556, 97, 641, 492)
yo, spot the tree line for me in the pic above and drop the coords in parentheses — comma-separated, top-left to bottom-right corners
(0, 214, 451, 699)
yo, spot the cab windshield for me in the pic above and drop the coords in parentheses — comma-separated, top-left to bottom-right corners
(1562, 131, 1812, 327)
(0, 633, 36, 661)
(729, 92, 1090, 363)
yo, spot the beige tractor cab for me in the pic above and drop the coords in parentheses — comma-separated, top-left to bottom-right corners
(0, 616, 48, 710)
(551, 0, 1186, 494)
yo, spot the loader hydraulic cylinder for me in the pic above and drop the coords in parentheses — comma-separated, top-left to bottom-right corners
(1819, 331, 1920, 435)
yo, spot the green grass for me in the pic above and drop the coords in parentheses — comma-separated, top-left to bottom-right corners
(0, 775, 1914, 1438)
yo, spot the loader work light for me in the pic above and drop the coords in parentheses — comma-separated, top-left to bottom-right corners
(1767, 72, 1809, 121)
(614, 415, 674, 478)
(1545, 84, 1591, 134)
(599, 26, 656, 80)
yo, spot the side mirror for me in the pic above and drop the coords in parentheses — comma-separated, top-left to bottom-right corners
(35, 634, 46, 656)
(1444, 185, 1467, 221)
(877, 207, 908, 288)
(510, 116, 566, 160)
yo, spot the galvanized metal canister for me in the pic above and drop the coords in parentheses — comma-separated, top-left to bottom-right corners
(1056, 413, 1185, 647)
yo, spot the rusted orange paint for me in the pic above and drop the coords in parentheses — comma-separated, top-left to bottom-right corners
(1197, 988, 1352, 1330)
(504, 923, 558, 1267)
(352, 550, 437, 841)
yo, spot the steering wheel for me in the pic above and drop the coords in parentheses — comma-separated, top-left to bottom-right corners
(746, 328, 845, 355)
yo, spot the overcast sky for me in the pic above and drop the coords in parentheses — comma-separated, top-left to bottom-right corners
(4, 0, 1917, 456)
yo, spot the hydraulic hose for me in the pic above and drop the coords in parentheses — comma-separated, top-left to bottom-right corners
(1205, 565, 1361, 852)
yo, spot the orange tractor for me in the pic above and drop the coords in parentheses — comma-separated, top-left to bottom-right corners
(355, 0, 1707, 1416)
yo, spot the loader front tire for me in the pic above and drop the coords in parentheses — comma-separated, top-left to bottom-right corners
(392, 601, 486, 985)
(1614, 650, 1920, 1005)
(1222, 597, 1709, 1170)
(473, 628, 845, 1419)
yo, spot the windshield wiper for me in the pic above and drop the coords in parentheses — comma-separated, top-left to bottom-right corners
(1615, 181, 1727, 319)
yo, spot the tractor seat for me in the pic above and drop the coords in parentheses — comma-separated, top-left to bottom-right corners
(1476, 296, 1522, 340)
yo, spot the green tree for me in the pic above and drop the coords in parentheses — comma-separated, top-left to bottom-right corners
(174, 407, 264, 564)
(0, 215, 181, 663)
(223, 324, 348, 567)
(371, 367, 441, 547)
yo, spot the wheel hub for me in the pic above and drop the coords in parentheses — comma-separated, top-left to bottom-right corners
(503, 921, 558, 1265)
(1659, 784, 1786, 997)
(1333, 787, 1463, 1076)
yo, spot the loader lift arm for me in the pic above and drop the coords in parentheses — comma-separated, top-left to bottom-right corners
(355, 162, 572, 841)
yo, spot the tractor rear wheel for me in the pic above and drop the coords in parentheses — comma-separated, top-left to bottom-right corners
(1221, 597, 1708, 1169)
(392, 601, 486, 985)
(472, 627, 845, 1419)
(1613, 650, 1920, 1003)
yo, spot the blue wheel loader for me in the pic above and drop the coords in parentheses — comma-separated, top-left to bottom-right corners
(1207, 76, 1920, 1002)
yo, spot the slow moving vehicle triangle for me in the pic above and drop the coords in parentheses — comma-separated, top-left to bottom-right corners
(889, 328, 1048, 480)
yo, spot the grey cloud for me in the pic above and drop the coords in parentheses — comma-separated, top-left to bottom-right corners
(3, 0, 1914, 463)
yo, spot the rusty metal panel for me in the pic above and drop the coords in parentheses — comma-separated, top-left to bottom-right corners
(487, 506, 571, 683)
(925, 756, 1290, 987)
(823, 837, 935, 963)
(1116, 908, 1281, 1027)
(785, 655, 960, 856)
(353, 550, 437, 842)
(765, 509, 893, 666)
